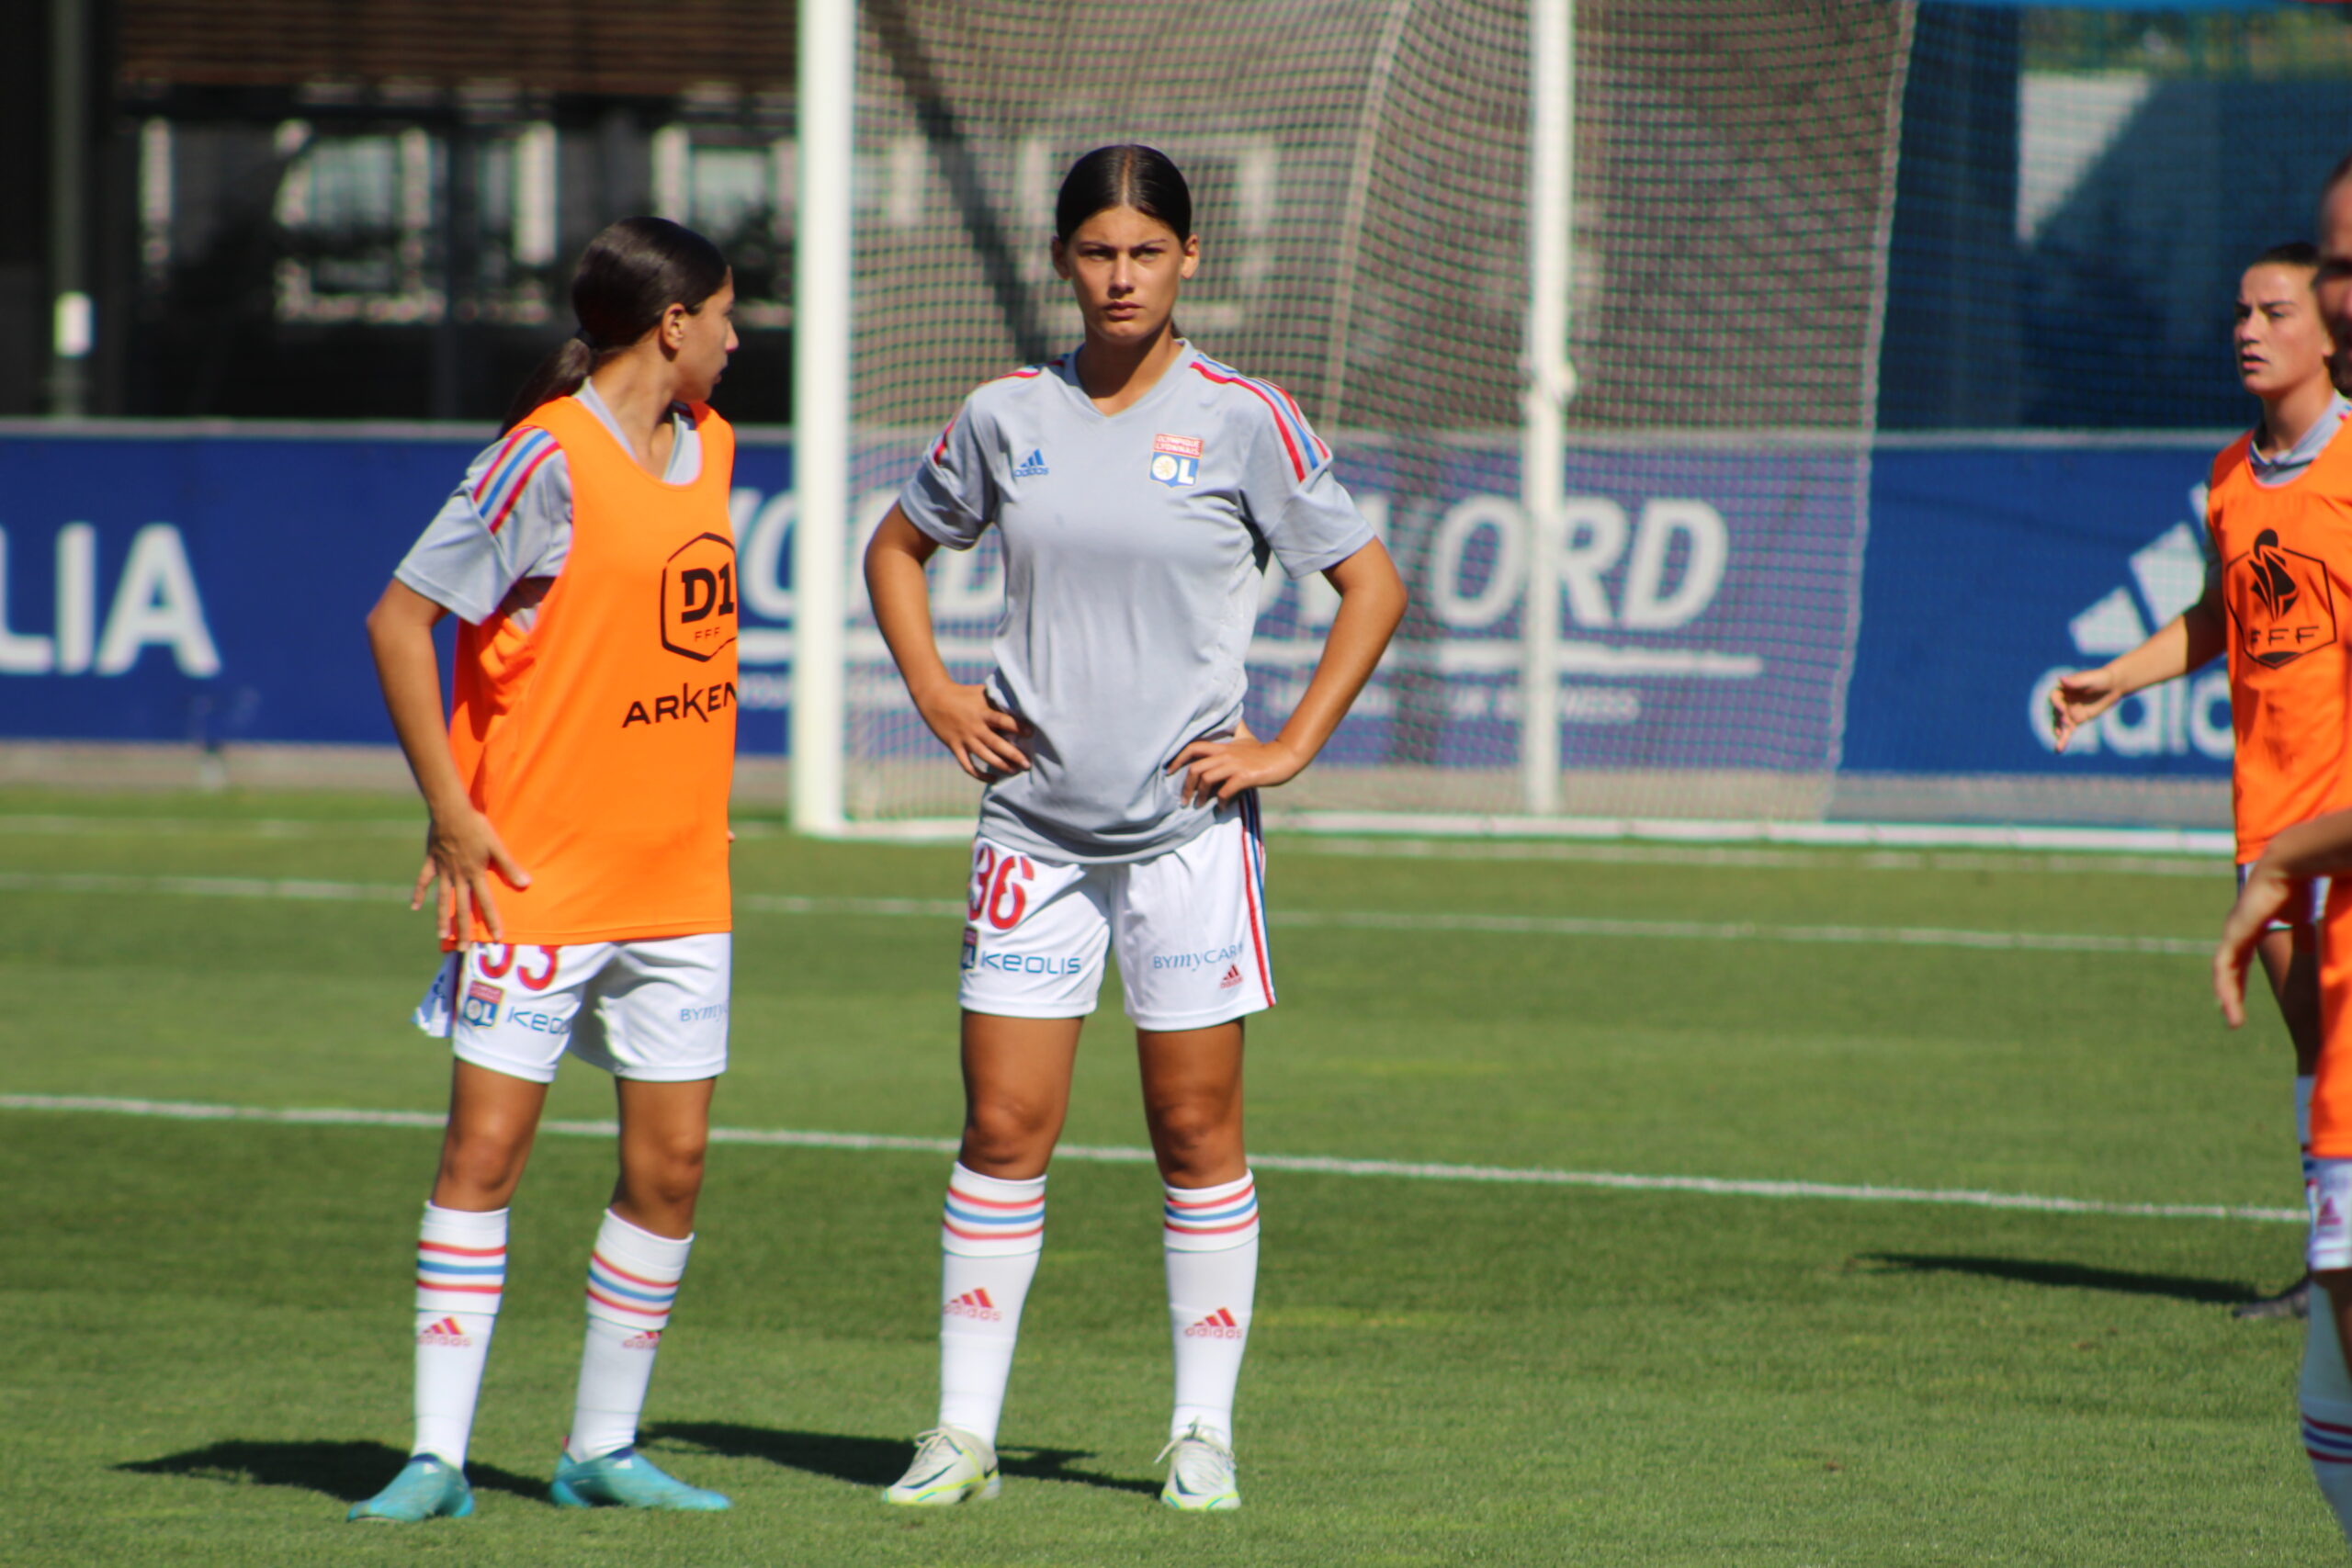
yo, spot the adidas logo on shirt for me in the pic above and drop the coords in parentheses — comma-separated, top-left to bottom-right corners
(1183, 1307, 1243, 1339)
(416, 1315, 474, 1348)
(1012, 447, 1049, 478)
(1217, 964, 1244, 989)
(945, 1287, 1002, 1322)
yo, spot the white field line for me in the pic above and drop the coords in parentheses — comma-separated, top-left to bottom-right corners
(0, 816, 789, 840)
(1292, 837, 2229, 878)
(0, 1093, 2298, 1225)
(0, 871, 2209, 957)
(0, 814, 2220, 867)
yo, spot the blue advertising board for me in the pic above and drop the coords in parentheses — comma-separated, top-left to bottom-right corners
(0, 424, 786, 752)
(0, 422, 2248, 812)
(1843, 438, 2233, 779)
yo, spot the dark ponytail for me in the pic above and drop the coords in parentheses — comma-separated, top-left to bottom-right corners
(1054, 144, 1193, 244)
(501, 216, 730, 432)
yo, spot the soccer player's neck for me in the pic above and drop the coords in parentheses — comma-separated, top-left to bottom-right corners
(2256, 376, 2340, 458)
(1073, 328, 1185, 415)
(587, 359, 689, 475)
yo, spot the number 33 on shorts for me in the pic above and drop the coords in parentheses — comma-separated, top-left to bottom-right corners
(413, 934, 732, 1084)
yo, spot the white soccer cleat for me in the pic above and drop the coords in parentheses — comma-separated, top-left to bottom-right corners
(882, 1425, 1001, 1506)
(1157, 1422, 1240, 1511)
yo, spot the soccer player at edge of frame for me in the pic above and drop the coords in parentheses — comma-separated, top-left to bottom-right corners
(2051, 238, 2352, 1322)
(2217, 150, 2352, 1551)
(863, 143, 1408, 1512)
(346, 217, 743, 1524)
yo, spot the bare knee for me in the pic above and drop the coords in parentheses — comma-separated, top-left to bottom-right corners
(619, 1127, 708, 1213)
(435, 1125, 532, 1208)
(1148, 1096, 1242, 1186)
(961, 1093, 1061, 1175)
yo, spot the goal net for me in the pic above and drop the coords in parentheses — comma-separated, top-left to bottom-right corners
(812, 0, 1916, 834)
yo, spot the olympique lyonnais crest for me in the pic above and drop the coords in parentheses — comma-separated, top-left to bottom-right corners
(2227, 528, 2336, 668)
(661, 532, 740, 661)
(461, 980, 503, 1029)
(1150, 432, 1202, 489)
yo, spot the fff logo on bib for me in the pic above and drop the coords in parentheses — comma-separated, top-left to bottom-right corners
(1151, 433, 1203, 488)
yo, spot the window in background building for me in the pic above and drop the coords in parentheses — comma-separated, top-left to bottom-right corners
(650, 108, 791, 332)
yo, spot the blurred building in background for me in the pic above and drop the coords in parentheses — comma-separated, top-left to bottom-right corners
(7, 4, 2352, 430)
(11, 0, 798, 423)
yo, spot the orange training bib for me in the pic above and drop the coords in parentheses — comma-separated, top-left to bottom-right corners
(2207, 427, 2352, 864)
(445, 395, 738, 945)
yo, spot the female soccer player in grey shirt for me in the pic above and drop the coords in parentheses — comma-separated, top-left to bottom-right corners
(865, 144, 1406, 1512)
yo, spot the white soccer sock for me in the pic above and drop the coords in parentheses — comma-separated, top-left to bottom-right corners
(935, 1163, 1046, 1447)
(2301, 1076, 2318, 1196)
(412, 1202, 508, 1468)
(566, 1209, 692, 1462)
(1163, 1171, 1260, 1444)
(2304, 1285, 2352, 1543)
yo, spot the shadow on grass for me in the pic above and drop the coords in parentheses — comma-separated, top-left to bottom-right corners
(118, 1439, 547, 1504)
(650, 1422, 1160, 1496)
(1859, 1253, 2256, 1305)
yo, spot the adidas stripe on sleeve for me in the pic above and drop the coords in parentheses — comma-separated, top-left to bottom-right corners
(1192, 354, 1369, 581)
(396, 423, 575, 626)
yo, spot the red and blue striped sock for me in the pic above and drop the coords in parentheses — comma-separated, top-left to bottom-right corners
(935, 1163, 1046, 1446)
(567, 1209, 693, 1462)
(1164, 1171, 1260, 1444)
(412, 1202, 508, 1467)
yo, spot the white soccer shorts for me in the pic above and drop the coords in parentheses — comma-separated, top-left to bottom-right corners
(957, 799, 1273, 1032)
(413, 933, 730, 1083)
(2315, 1158, 2352, 1272)
(2237, 863, 2331, 931)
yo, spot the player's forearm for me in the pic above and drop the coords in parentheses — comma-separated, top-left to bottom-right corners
(2103, 601, 2222, 694)
(2257, 811, 2352, 880)
(365, 587, 470, 819)
(2098, 617, 2191, 695)
(1272, 545, 1407, 767)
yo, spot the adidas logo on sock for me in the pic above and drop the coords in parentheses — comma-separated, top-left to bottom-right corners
(1217, 964, 1243, 989)
(417, 1315, 474, 1348)
(622, 1329, 662, 1350)
(1183, 1307, 1243, 1340)
(945, 1287, 1002, 1322)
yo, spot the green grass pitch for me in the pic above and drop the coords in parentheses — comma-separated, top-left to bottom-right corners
(0, 787, 2333, 1564)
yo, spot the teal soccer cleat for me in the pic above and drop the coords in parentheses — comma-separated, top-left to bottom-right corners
(549, 1447, 730, 1510)
(346, 1453, 474, 1523)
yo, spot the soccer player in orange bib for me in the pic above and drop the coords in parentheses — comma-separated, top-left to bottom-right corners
(345, 217, 741, 1523)
(2219, 152, 2352, 1548)
(2054, 241, 2348, 1319)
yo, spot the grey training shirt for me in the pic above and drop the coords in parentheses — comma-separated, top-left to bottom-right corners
(396, 380, 702, 626)
(898, 342, 1374, 863)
